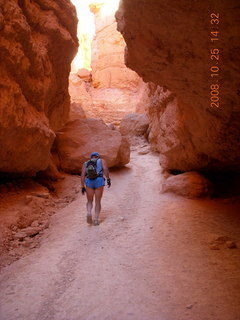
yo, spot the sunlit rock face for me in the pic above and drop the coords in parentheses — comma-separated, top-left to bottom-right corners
(90, 1, 140, 91)
(116, 0, 240, 172)
(0, 0, 78, 174)
(70, 0, 149, 124)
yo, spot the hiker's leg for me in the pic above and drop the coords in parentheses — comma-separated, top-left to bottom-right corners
(94, 186, 104, 223)
(86, 187, 94, 216)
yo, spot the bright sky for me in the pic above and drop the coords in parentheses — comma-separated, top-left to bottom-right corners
(98, 0, 120, 18)
(71, 0, 95, 35)
(70, 0, 95, 70)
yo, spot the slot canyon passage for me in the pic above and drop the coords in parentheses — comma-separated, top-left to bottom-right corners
(0, 0, 240, 319)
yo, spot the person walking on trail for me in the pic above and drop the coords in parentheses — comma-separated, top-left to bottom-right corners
(81, 152, 111, 226)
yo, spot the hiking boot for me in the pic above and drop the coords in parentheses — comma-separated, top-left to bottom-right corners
(87, 215, 92, 224)
(93, 220, 99, 226)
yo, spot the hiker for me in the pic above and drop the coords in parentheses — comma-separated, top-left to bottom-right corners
(81, 152, 111, 226)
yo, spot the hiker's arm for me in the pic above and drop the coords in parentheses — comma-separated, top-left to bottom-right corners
(81, 163, 86, 187)
(102, 159, 110, 179)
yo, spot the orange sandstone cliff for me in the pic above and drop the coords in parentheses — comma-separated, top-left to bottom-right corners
(0, 0, 78, 175)
(116, 0, 240, 172)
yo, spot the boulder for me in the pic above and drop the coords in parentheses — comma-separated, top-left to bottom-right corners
(13, 232, 27, 241)
(77, 68, 91, 82)
(56, 118, 130, 173)
(120, 113, 150, 136)
(0, 0, 78, 175)
(20, 227, 41, 237)
(162, 171, 213, 198)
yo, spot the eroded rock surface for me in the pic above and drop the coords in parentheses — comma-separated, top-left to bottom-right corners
(56, 118, 130, 173)
(0, 174, 81, 268)
(0, 0, 78, 174)
(116, 0, 240, 172)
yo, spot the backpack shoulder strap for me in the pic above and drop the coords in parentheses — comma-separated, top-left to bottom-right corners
(96, 158, 103, 175)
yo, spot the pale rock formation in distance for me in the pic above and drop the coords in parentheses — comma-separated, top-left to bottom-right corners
(0, 0, 78, 175)
(56, 118, 130, 173)
(116, 0, 240, 172)
(69, 0, 149, 125)
(77, 68, 92, 81)
(69, 69, 95, 119)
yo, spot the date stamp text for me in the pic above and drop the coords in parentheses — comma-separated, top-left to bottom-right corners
(210, 13, 220, 108)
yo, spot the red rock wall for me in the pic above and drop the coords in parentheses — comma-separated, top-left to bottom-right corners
(0, 0, 78, 174)
(116, 0, 240, 172)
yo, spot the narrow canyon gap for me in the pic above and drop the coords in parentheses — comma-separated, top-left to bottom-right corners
(0, 0, 240, 320)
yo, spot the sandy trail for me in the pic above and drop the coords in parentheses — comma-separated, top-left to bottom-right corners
(0, 150, 240, 320)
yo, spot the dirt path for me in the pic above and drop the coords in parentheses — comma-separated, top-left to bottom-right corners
(0, 151, 240, 320)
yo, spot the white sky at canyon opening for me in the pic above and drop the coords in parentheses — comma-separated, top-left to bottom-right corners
(71, 0, 120, 71)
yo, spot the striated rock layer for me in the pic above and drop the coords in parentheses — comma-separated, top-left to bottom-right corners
(0, 0, 78, 174)
(116, 0, 240, 172)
